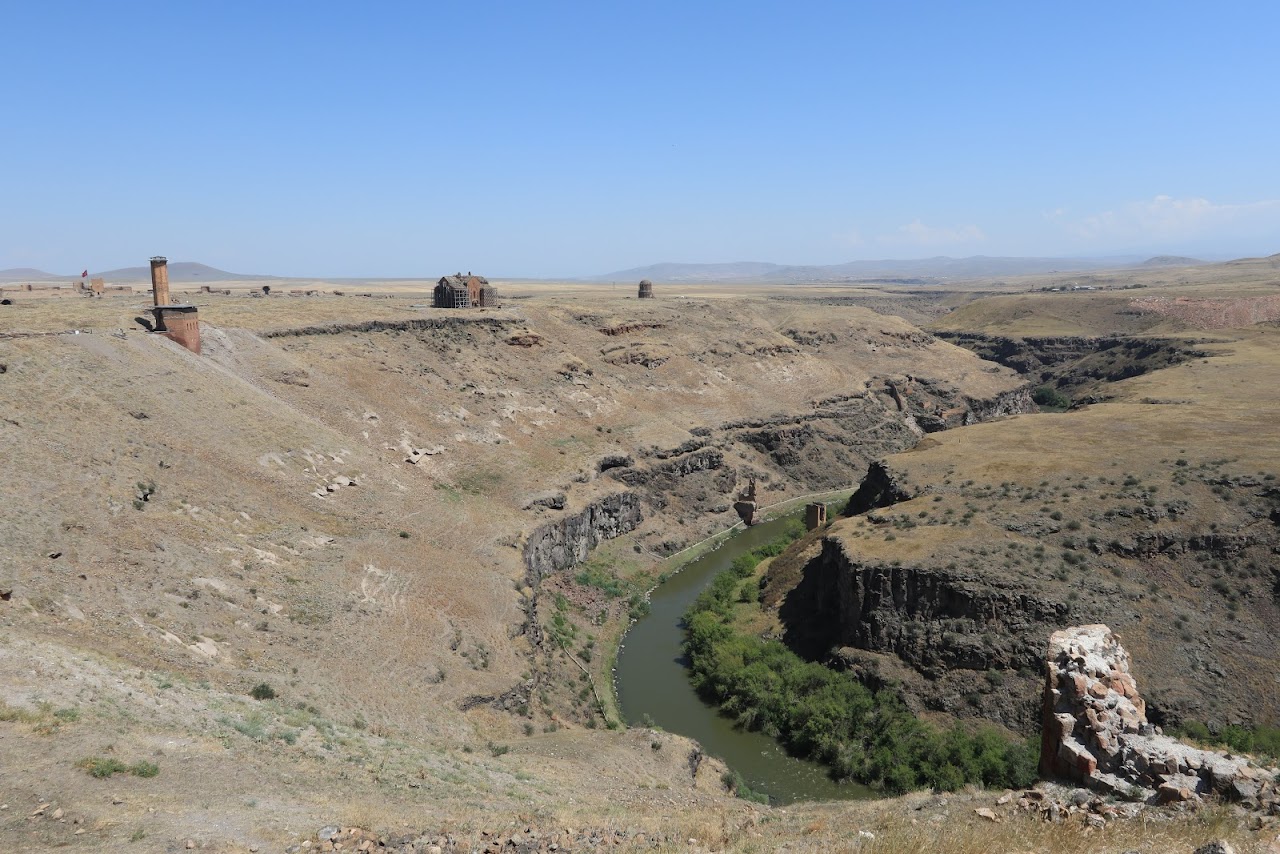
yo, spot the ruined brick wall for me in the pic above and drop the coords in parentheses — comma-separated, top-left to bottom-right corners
(154, 306, 200, 354)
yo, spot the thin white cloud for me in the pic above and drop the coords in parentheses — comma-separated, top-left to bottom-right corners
(876, 220, 986, 248)
(1071, 195, 1280, 242)
(839, 228, 866, 247)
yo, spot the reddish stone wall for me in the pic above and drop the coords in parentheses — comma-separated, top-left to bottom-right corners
(154, 306, 200, 354)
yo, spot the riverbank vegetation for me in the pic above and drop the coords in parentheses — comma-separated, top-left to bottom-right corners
(1176, 721, 1280, 764)
(683, 525, 1039, 794)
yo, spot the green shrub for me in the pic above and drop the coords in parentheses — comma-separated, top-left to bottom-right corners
(1177, 721, 1280, 763)
(80, 757, 128, 778)
(78, 757, 159, 779)
(684, 563, 1038, 794)
(249, 683, 276, 701)
(1032, 386, 1071, 409)
(722, 769, 770, 804)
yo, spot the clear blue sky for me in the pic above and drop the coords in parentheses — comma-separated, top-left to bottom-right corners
(4, 1, 1278, 277)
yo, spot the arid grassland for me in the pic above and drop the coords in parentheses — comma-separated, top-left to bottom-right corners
(1, 256, 1278, 852)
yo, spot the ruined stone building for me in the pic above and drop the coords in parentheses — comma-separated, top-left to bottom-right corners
(148, 257, 201, 354)
(638, 279, 654, 299)
(433, 273, 498, 308)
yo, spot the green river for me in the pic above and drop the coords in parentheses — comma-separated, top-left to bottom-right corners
(614, 513, 874, 804)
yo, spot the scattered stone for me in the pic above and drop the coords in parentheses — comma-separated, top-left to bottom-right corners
(974, 807, 998, 822)
(1193, 842, 1238, 854)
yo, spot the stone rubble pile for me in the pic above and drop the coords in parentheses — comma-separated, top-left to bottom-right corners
(1041, 625, 1279, 812)
(291, 824, 693, 853)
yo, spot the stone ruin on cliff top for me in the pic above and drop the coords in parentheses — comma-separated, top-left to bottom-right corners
(1042, 624, 1278, 812)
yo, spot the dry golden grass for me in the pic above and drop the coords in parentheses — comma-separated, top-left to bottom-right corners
(3, 269, 1278, 852)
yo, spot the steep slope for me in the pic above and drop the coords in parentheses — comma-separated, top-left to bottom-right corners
(769, 329, 1280, 734)
(0, 293, 1028, 849)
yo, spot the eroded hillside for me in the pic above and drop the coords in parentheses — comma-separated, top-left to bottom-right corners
(768, 328, 1280, 735)
(0, 292, 1031, 850)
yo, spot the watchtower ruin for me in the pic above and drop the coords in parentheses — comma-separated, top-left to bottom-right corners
(805, 502, 828, 530)
(734, 479, 759, 526)
(638, 279, 654, 299)
(149, 257, 201, 354)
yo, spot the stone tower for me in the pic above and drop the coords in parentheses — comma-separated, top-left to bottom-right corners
(638, 279, 654, 299)
(150, 257, 170, 307)
(149, 256, 201, 354)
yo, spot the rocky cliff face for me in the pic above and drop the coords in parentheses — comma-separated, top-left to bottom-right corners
(935, 332, 1207, 401)
(962, 386, 1037, 423)
(523, 492, 643, 584)
(781, 532, 1065, 730)
(1042, 625, 1279, 810)
(844, 461, 913, 514)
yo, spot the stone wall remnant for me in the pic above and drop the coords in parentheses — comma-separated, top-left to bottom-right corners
(734, 478, 758, 526)
(1042, 624, 1278, 808)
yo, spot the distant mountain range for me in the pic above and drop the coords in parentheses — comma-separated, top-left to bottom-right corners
(595, 255, 1211, 283)
(0, 254, 1226, 285)
(0, 262, 271, 283)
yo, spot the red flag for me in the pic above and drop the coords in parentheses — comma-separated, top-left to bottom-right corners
(81, 270, 88, 278)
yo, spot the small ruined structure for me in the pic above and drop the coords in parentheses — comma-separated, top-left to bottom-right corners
(434, 272, 498, 308)
(148, 257, 201, 354)
(734, 479, 759, 526)
(1041, 625, 1279, 808)
(804, 502, 827, 530)
(638, 279, 654, 299)
(89, 277, 105, 295)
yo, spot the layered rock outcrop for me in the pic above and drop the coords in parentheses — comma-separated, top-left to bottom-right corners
(779, 531, 1066, 730)
(523, 492, 642, 584)
(1042, 625, 1279, 810)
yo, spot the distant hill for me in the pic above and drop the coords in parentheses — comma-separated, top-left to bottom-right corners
(0, 262, 272, 283)
(595, 255, 1150, 284)
(599, 262, 787, 282)
(0, 267, 61, 281)
(1141, 256, 1206, 267)
(90, 262, 272, 283)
